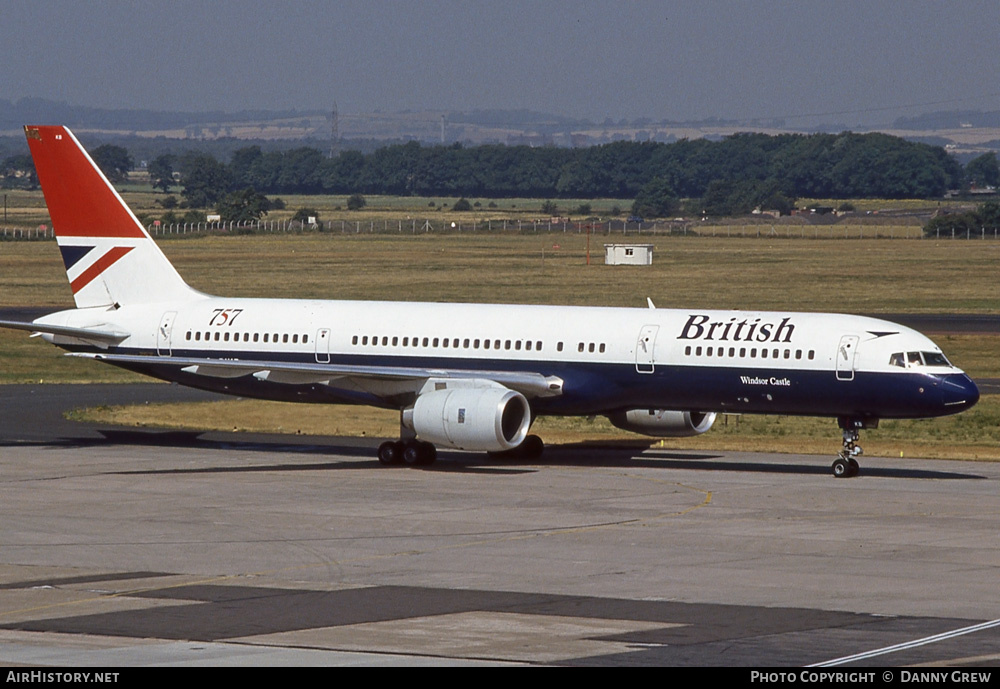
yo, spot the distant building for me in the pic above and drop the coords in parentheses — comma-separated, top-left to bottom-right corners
(604, 243, 654, 265)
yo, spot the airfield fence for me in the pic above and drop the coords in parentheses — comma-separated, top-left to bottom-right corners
(3, 219, 1000, 241)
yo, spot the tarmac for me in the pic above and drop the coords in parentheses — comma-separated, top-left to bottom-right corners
(0, 384, 999, 666)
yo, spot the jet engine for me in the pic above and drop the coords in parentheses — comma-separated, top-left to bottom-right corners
(404, 386, 531, 452)
(607, 409, 717, 437)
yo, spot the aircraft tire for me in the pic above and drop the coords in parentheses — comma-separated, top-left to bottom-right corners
(378, 441, 404, 466)
(832, 457, 858, 478)
(832, 457, 850, 478)
(403, 440, 436, 467)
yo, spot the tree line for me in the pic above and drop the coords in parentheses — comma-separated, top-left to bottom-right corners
(3, 132, 998, 220)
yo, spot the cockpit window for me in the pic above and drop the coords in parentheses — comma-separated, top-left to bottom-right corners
(890, 351, 952, 368)
(922, 352, 951, 367)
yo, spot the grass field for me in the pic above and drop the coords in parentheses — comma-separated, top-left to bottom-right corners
(2, 232, 997, 458)
(1, 185, 976, 231)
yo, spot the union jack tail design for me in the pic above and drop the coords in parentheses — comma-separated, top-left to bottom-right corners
(25, 125, 199, 309)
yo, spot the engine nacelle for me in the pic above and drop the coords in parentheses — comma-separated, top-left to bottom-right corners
(607, 409, 717, 437)
(404, 386, 531, 452)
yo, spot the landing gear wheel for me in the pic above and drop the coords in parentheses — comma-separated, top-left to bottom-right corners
(832, 457, 851, 478)
(519, 434, 545, 459)
(377, 441, 404, 466)
(403, 440, 436, 467)
(831, 455, 860, 478)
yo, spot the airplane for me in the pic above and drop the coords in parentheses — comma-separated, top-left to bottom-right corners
(0, 125, 981, 477)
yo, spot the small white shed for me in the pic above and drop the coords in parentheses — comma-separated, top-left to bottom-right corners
(604, 243, 654, 265)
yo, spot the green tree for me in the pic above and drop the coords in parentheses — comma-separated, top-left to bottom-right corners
(179, 152, 232, 208)
(965, 152, 999, 189)
(346, 193, 366, 210)
(216, 187, 271, 223)
(0, 154, 37, 189)
(452, 197, 472, 211)
(631, 177, 678, 218)
(91, 144, 133, 184)
(291, 208, 319, 224)
(147, 154, 176, 193)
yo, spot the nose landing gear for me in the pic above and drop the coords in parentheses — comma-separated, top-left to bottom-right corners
(831, 417, 875, 478)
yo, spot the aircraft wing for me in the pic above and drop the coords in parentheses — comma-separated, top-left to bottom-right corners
(70, 352, 565, 399)
(0, 320, 130, 346)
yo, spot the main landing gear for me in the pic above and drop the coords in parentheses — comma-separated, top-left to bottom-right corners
(831, 417, 875, 478)
(377, 439, 437, 467)
(376, 434, 546, 468)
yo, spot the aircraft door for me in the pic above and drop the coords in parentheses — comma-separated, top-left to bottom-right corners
(157, 311, 177, 356)
(836, 335, 859, 381)
(315, 328, 331, 363)
(636, 324, 659, 374)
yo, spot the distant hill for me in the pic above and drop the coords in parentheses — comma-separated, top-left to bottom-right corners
(0, 97, 325, 133)
(1, 98, 998, 158)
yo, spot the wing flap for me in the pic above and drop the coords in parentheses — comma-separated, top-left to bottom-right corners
(73, 352, 564, 398)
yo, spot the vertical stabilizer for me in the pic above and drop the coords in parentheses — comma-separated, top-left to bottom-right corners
(24, 125, 200, 309)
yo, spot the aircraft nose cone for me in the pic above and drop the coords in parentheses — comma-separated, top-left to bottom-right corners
(939, 374, 979, 413)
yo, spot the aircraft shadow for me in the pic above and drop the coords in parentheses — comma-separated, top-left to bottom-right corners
(2, 428, 986, 481)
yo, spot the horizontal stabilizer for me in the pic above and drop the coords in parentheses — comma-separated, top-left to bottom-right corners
(0, 319, 130, 345)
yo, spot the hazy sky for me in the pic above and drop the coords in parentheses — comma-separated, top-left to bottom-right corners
(3, 0, 999, 127)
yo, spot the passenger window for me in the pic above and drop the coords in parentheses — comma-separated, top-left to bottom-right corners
(557, 342, 564, 352)
(599, 343, 606, 353)
(292, 334, 299, 344)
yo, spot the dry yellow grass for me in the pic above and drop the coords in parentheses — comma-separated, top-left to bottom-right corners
(69, 395, 1000, 461)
